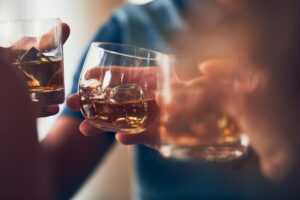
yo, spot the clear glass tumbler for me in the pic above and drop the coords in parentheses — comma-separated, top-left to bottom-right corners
(79, 42, 162, 134)
(157, 54, 250, 162)
(0, 18, 65, 105)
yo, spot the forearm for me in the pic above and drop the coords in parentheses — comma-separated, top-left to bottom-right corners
(0, 66, 53, 199)
(41, 116, 115, 199)
(0, 122, 53, 199)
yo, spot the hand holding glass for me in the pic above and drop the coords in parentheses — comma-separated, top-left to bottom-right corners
(79, 43, 161, 134)
(0, 18, 64, 105)
(157, 55, 251, 162)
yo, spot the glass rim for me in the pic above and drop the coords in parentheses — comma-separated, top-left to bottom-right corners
(0, 18, 61, 24)
(91, 42, 167, 61)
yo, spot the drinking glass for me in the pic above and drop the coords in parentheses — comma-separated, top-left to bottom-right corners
(157, 54, 250, 162)
(0, 18, 64, 105)
(79, 42, 161, 134)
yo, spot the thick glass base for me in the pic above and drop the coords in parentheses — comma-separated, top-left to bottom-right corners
(159, 137, 249, 163)
(30, 88, 65, 105)
(88, 120, 146, 134)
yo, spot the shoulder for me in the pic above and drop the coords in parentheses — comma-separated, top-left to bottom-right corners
(97, 0, 186, 42)
(93, 15, 122, 44)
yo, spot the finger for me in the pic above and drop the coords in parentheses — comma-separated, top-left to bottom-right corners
(133, 67, 157, 91)
(84, 66, 157, 90)
(11, 22, 70, 52)
(66, 93, 81, 110)
(115, 131, 150, 145)
(61, 23, 70, 44)
(198, 59, 238, 78)
(162, 78, 209, 115)
(199, 59, 267, 94)
(115, 120, 160, 148)
(11, 37, 38, 52)
(115, 131, 158, 147)
(38, 22, 70, 50)
(198, 58, 259, 82)
(84, 66, 137, 80)
(79, 120, 106, 136)
(185, 76, 207, 87)
(36, 105, 59, 117)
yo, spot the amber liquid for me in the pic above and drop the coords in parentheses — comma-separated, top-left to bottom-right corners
(14, 58, 64, 104)
(160, 111, 241, 147)
(80, 85, 158, 134)
(159, 108, 248, 161)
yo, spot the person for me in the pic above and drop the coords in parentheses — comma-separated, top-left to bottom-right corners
(0, 24, 71, 199)
(65, 0, 300, 199)
(0, 48, 54, 199)
(0, 23, 115, 199)
(1, 20, 117, 200)
(1, 0, 300, 199)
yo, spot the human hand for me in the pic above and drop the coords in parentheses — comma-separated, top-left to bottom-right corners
(193, 59, 300, 184)
(67, 57, 298, 183)
(116, 58, 264, 151)
(66, 59, 261, 150)
(0, 23, 70, 117)
(67, 92, 160, 148)
(164, 0, 300, 188)
(67, 66, 160, 148)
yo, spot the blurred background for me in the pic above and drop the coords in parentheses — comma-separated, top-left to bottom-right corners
(0, 0, 152, 199)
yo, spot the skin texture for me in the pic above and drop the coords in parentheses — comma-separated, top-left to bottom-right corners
(0, 23, 70, 117)
(67, 0, 300, 190)
(1, 23, 116, 199)
(42, 116, 115, 199)
(0, 57, 52, 199)
(2, 0, 300, 198)
(28, 1, 300, 197)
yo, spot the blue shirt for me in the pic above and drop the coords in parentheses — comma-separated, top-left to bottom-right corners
(62, 1, 282, 199)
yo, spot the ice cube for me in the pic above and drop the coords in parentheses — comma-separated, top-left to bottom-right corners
(81, 79, 101, 89)
(109, 84, 144, 103)
(80, 79, 102, 98)
(19, 47, 50, 62)
(82, 103, 97, 119)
